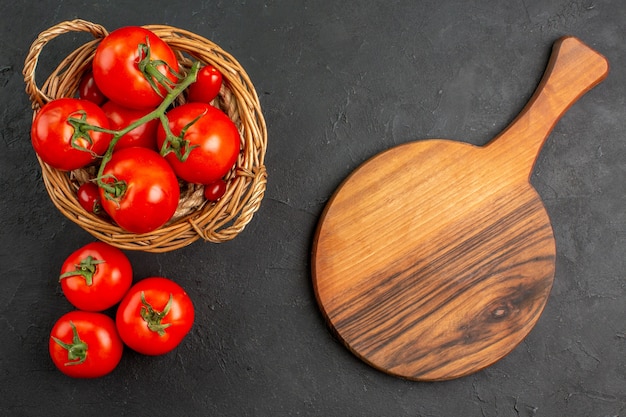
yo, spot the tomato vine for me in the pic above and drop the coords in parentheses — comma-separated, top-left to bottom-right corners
(69, 48, 202, 204)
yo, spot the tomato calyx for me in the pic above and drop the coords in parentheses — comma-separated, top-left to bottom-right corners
(158, 111, 204, 162)
(65, 110, 108, 156)
(136, 39, 182, 98)
(95, 173, 128, 207)
(59, 255, 105, 286)
(51, 321, 88, 366)
(140, 291, 173, 336)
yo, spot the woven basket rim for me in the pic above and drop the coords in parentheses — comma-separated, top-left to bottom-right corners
(23, 19, 268, 253)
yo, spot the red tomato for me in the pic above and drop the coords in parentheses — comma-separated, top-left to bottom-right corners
(116, 277, 194, 355)
(31, 98, 112, 171)
(187, 65, 223, 104)
(99, 147, 180, 234)
(59, 242, 133, 311)
(93, 26, 180, 109)
(204, 179, 227, 201)
(49, 311, 123, 378)
(78, 71, 106, 105)
(157, 103, 240, 184)
(77, 182, 104, 215)
(102, 101, 158, 150)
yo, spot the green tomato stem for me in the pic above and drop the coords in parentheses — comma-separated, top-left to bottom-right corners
(59, 255, 105, 286)
(139, 291, 173, 337)
(137, 40, 183, 96)
(51, 321, 88, 366)
(159, 111, 204, 162)
(90, 61, 201, 202)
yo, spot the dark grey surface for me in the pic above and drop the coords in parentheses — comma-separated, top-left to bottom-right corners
(1, 1, 625, 416)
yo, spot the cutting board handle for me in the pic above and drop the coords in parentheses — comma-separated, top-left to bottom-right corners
(486, 36, 609, 179)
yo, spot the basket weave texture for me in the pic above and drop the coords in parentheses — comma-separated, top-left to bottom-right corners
(23, 19, 267, 253)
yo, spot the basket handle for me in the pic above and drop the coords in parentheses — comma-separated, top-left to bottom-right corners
(22, 19, 108, 109)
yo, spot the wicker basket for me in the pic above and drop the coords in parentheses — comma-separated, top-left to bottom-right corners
(23, 19, 267, 253)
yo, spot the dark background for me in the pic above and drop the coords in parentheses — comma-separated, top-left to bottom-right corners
(1, 0, 625, 416)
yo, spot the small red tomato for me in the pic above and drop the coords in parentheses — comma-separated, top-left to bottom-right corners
(157, 103, 240, 184)
(77, 182, 104, 215)
(102, 101, 158, 150)
(116, 277, 194, 356)
(187, 65, 223, 104)
(99, 147, 180, 234)
(78, 71, 107, 105)
(204, 179, 227, 201)
(59, 242, 133, 311)
(49, 311, 123, 378)
(31, 98, 112, 171)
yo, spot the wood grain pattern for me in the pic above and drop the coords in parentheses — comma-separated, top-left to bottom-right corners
(312, 37, 608, 381)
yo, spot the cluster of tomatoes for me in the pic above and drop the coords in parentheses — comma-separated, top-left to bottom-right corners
(31, 26, 240, 234)
(49, 242, 195, 378)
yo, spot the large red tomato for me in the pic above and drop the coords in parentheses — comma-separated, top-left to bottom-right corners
(92, 26, 180, 109)
(99, 147, 180, 234)
(31, 98, 112, 171)
(49, 311, 123, 378)
(59, 242, 133, 311)
(157, 103, 240, 184)
(116, 277, 194, 355)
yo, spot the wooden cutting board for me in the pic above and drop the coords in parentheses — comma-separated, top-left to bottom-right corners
(311, 37, 608, 381)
